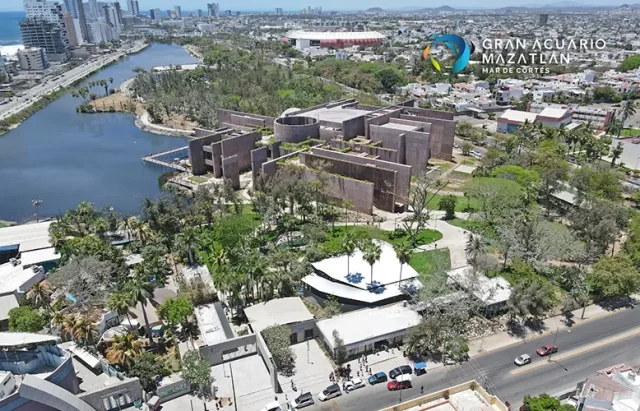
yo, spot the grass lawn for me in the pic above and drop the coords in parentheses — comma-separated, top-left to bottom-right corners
(428, 194, 479, 212)
(188, 175, 209, 184)
(448, 218, 495, 238)
(321, 225, 442, 254)
(621, 129, 640, 137)
(409, 249, 451, 281)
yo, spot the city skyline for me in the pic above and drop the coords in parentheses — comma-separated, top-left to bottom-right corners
(1, 0, 638, 12)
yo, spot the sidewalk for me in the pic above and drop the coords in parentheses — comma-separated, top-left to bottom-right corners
(337, 299, 636, 380)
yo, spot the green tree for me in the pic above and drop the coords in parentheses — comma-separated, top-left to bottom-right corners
(523, 394, 576, 411)
(438, 195, 457, 220)
(589, 254, 640, 298)
(332, 330, 348, 366)
(393, 241, 414, 283)
(618, 55, 640, 72)
(181, 350, 212, 395)
(506, 281, 553, 322)
(158, 296, 194, 328)
(320, 296, 342, 318)
(461, 141, 473, 156)
(126, 274, 156, 345)
(362, 241, 382, 284)
(491, 165, 540, 188)
(340, 231, 357, 276)
(108, 292, 134, 328)
(129, 351, 170, 393)
(106, 333, 144, 368)
(8, 306, 45, 332)
(374, 67, 404, 93)
(463, 177, 523, 228)
(262, 325, 296, 376)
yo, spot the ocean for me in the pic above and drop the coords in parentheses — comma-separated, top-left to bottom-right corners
(0, 11, 24, 47)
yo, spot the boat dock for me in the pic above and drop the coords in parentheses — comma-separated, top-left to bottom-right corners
(141, 146, 189, 171)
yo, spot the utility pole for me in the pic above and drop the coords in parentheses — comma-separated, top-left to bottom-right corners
(548, 327, 559, 362)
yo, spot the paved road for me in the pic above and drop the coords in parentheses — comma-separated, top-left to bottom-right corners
(0, 42, 146, 121)
(307, 305, 640, 411)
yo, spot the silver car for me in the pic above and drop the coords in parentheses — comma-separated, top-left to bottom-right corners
(514, 354, 532, 366)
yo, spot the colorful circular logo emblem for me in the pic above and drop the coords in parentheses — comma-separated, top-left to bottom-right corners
(423, 34, 475, 74)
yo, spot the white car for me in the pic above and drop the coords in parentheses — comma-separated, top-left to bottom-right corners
(344, 377, 366, 391)
(261, 401, 282, 411)
(514, 354, 532, 366)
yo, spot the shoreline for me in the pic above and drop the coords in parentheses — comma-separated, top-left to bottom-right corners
(0, 42, 149, 136)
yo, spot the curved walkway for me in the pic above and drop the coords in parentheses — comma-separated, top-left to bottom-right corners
(136, 111, 195, 137)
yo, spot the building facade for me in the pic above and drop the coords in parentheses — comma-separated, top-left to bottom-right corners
(126, 0, 139, 16)
(207, 3, 219, 16)
(150, 8, 162, 22)
(19, 18, 70, 62)
(24, 0, 64, 23)
(62, 0, 88, 44)
(17, 47, 49, 71)
(173, 5, 182, 18)
(62, 12, 78, 46)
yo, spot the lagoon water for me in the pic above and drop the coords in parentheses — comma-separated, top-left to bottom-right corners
(0, 44, 199, 222)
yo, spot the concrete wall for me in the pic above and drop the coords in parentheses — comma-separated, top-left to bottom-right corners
(220, 131, 260, 172)
(303, 168, 374, 214)
(157, 378, 191, 403)
(256, 332, 280, 393)
(221, 155, 240, 189)
(341, 115, 366, 140)
(189, 132, 223, 175)
(199, 334, 257, 366)
(260, 150, 305, 178)
(251, 147, 269, 182)
(218, 109, 275, 128)
(301, 150, 397, 212)
(78, 378, 144, 411)
(404, 130, 430, 175)
(405, 107, 455, 121)
(311, 147, 410, 205)
(194, 127, 218, 137)
(274, 116, 320, 143)
(363, 107, 402, 138)
(398, 114, 455, 161)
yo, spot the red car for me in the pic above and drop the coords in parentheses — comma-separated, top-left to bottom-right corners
(536, 344, 558, 356)
(387, 377, 412, 391)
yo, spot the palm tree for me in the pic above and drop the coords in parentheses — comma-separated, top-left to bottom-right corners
(129, 217, 153, 245)
(72, 316, 98, 346)
(28, 282, 51, 309)
(61, 315, 77, 341)
(50, 311, 66, 331)
(176, 228, 199, 266)
(362, 242, 382, 284)
(126, 274, 155, 345)
(340, 231, 357, 276)
(465, 233, 487, 270)
(106, 333, 144, 369)
(621, 99, 637, 129)
(393, 241, 414, 284)
(108, 292, 133, 328)
(611, 142, 624, 167)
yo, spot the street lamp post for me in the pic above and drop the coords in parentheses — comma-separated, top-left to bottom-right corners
(548, 327, 559, 362)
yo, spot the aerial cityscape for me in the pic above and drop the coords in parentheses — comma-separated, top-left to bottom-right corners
(0, 1, 639, 411)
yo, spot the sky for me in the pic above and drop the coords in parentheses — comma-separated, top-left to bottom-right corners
(0, 0, 634, 12)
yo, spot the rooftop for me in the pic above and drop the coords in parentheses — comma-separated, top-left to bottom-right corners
(285, 30, 386, 41)
(539, 107, 570, 119)
(498, 109, 538, 124)
(244, 297, 313, 333)
(194, 302, 234, 346)
(0, 332, 60, 348)
(381, 122, 419, 131)
(0, 262, 44, 294)
(181, 264, 214, 290)
(312, 240, 419, 290)
(299, 106, 371, 123)
(316, 302, 421, 350)
(447, 267, 512, 306)
(0, 222, 53, 253)
(0, 294, 19, 322)
(19, 247, 60, 267)
(303, 273, 421, 304)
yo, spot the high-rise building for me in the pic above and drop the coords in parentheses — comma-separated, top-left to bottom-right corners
(126, 0, 139, 16)
(17, 47, 49, 70)
(24, 0, 65, 23)
(167, 9, 175, 19)
(150, 8, 162, 22)
(62, 12, 79, 45)
(538, 13, 548, 25)
(88, 20, 115, 43)
(19, 18, 70, 62)
(173, 5, 182, 18)
(63, 0, 88, 44)
(207, 2, 219, 16)
(224, 9, 231, 16)
(113, 1, 123, 24)
(275, 7, 283, 14)
(196, 9, 203, 17)
(0, 52, 7, 78)
(102, 3, 122, 30)
(87, 0, 98, 18)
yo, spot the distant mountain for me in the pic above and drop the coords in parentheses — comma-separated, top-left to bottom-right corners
(416, 5, 457, 12)
(365, 7, 384, 12)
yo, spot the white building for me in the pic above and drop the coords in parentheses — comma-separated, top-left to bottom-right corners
(23, 0, 64, 23)
(533, 89, 555, 102)
(0, 53, 6, 78)
(446, 267, 512, 314)
(150, 8, 162, 22)
(316, 302, 421, 357)
(88, 21, 115, 43)
(17, 47, 48, 71)
(126, 0, 139, 16)
(173, 5, 182, 19)
(197, 23, 216, 33)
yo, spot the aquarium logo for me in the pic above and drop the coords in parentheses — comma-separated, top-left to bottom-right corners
(423, 34, 474, 74)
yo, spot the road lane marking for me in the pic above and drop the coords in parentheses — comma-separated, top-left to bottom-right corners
(510, 326, 640, 376)
(473, 307, 628, 359)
